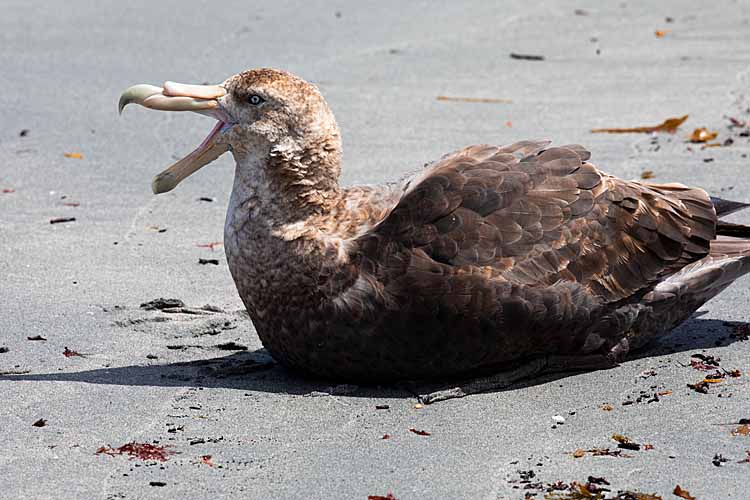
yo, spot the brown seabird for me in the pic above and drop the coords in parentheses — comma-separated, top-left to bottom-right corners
(119, 68, 750, 401)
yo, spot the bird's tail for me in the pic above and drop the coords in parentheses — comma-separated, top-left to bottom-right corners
(717, 221, 750, 238)
(711, 195, 750, 238)
(707, 194, 750, 286)
(711, 195, 750, 217)
(627, 195, 750, 349)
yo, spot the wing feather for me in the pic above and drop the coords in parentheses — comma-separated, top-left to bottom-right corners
(353, 141, 717, 311)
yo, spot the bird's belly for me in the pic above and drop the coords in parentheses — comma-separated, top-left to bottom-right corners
(250, 306, 582, 382)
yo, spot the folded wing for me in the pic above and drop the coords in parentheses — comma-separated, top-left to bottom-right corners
(354, 141, 717, 307)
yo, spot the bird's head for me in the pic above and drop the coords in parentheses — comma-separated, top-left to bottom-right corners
(119, 68, 340, 194)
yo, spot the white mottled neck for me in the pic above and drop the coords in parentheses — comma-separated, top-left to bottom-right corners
(222, 149, 350, 319)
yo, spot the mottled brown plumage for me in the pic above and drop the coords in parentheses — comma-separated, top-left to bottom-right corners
(123, 68, 750, 383)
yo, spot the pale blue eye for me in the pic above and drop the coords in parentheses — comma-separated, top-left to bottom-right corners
(248, 94, 264, 105)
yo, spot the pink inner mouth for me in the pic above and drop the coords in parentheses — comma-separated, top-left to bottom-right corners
(198, 120, 227, 150)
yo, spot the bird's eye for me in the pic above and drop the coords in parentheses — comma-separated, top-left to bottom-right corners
(248, 94, 264, 106)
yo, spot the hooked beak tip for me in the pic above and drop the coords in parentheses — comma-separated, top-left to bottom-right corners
(152, 172, 178, 194)
(118, 84, 164, 115)
(117, 97, 128, 115)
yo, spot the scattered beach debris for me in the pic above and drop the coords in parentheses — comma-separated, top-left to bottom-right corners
(712, 453, 728, 467)
(687, 381, 710, 394)
(165, 344, 200, 350)
(591, 115, 688, 134)
(689, 353, 720, 370)
(436, 95, 511, 104)
(0, 369, 31, 375)
(688, 127, 718, 143)
(614, 491, 662, 500)
(63, 347, 84, 358)
(214, 342, 248, 351)
(730, 323, 750, 340)
(620, 389, 668, 406)
(368, 493, 396, 500)
(96, 442, 176, 462)
(672, 485, 695, 500)
(140, 298, 185, 311)
(305, 390, 330, 398)
(409, 428, 431, 436)
(544, 481, 603, 499)
(572, 447, 630, 458)
(32, 418, 47, 428)
(196, 242, 223, 251)
(510, 52, 545, 61)
(50, 217, 76, 224)
(161, 306, 215, 315)
(611, 434, 647, 451)
(201, 304, 225, 313)
(726, 116, 746, 128)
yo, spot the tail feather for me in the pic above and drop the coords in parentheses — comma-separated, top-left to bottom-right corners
(717, 221, 750, 238)
(711, 195, 750, 217)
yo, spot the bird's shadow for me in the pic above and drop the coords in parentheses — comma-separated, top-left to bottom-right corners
(1, 317, 747, 400)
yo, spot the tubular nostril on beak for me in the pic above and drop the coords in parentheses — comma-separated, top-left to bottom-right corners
(163, 81, 226, 99)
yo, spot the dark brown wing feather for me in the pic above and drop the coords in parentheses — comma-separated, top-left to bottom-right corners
(355, 141, 717, 308)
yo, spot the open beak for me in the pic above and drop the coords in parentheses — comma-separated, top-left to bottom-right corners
(119, 82, 232, 194)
